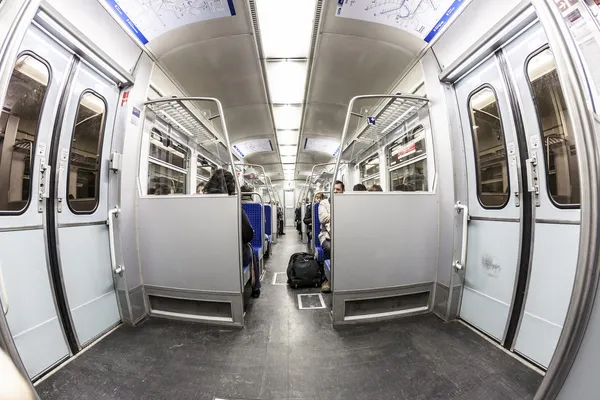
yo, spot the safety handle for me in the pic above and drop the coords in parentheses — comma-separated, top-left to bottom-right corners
(525, 155, 538, 194)
(0, 261, 8, 315)
(509, 156, 520, 207)
(40, 164, 51, 199)
(107, 207, 124, 276)
(453, 201, 469, 272)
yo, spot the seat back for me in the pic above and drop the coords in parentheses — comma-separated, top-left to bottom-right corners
(242, 203, 263, 249)
(264, 204, 272, 236)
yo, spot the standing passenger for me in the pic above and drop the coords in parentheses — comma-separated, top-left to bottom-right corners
(204, 170, 261, 298)
(318, 180, 345, 292)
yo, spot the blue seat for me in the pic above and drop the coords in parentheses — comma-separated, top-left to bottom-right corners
(324, 259, 331, 282)
(313, 202, 324, 262)
(242, 203, 263, 258)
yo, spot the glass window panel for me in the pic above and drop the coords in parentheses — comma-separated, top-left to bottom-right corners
(68, 92, 106, 213)
(390, 160, 428, 192)
(359, 154, 380, 180)
(149, 127, 187, 169)
(197, 155, 215, 180)
(527, 49, 580, 206)
(388, 126, 426, 168)
(148, 163, 186, 195)
(0, 54, 49, 212)
(468, 87, 509, 208)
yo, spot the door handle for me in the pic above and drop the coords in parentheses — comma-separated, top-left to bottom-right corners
(107, 207, 124, 276)
(0, 261, 8, 315)
(509, 156, 520, 207)
(453, 201, 469, 272)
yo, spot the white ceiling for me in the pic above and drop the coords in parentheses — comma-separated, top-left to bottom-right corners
(146, 0, 427, 180)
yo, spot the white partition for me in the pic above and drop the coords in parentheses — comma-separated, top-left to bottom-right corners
(138, 195, 244, 325)
(332, 193, 439, 324)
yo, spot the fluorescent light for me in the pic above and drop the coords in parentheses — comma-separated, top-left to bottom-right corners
(266, 61, 307, 104)
(281, 155, 297, 164)
(381, 107, 417, 135)
(273, 105, 302, 130)
(279, 145, 297, 156)
(277, 130, 299, 146)
(255, 0, 316, 58)
(282, 164, 295, 170)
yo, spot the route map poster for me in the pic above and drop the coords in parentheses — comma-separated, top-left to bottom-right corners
(104, 0, 236, 44)
(336, 0, 467, 42)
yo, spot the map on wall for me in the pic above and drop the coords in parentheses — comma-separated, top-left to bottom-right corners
(335, 0, 467, 42)
(103, 0, 236, 44)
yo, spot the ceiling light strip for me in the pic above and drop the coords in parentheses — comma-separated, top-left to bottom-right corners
(248, 0, 283, 175)
(293, 0, 325, 178)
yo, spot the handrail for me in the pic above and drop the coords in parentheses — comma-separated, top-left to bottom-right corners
(453, 202, 469, 272)
(0, 260, 8, 315)
(332, 94, 429, 198)
(107, 207, 124, 276)
(143, 97, 239, 195)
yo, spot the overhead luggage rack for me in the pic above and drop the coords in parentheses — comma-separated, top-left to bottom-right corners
(144, 98, 221, 145)
(346, 95, 429, 148)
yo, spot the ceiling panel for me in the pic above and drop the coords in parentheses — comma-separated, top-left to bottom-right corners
(220, 104, 273, 143)
(308, 34, 413, 105)
(302, 103, 354, 137)
(319, 2, 425, 55)
(245, 152, 281, 166)
(159, 35, 267, 108)
(147, 0, 252, 57)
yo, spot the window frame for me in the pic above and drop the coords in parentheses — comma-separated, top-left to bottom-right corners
(196, 154, 217, 183)
(0, 51, 52, 216)
(386, 125, 430, 192)
(359, 152, 381, 185)
(466, 83, 511, 210)
(524, 45, 580, 210)
(66, 89, 108, 215)
(147, 121, 190, 195)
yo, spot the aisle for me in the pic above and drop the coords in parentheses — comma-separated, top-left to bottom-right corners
(36, 234, 542, 400)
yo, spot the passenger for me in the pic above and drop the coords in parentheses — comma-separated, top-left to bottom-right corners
(196, 182, 205, 194)
(0, 350, 35, 400)
(318, 180, 345, 293)
(353, 183, 367, 191)
(368, 184, 383, 192)
(304, 194, 323, 242)
(204, 169, 260, 298)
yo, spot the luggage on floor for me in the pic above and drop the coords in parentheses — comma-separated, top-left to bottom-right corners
(286, 252, 322, 288)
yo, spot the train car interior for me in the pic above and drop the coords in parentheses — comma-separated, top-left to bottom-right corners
(2, 0, 600, 399)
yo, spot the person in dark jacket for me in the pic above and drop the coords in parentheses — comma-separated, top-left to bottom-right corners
(204, 169, 260, 297)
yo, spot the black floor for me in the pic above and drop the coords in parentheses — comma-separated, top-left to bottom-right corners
(36, 233, 542, 400)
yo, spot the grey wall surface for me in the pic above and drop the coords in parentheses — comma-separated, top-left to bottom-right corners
(332, 193, 438, 291)
(138, 195, 242, 293)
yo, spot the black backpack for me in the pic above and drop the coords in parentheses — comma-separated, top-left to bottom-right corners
(287, 252, 322, 288)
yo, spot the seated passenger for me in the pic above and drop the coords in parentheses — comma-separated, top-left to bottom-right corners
(0, 350, 35, 400)
(205, 169, 261, 298)
(353, 183, 367, 191)
(368, 184, 383, 192)
(304, 194, 323, 241)
(318, 180, 345, 292)
(196, 182, 205, 194)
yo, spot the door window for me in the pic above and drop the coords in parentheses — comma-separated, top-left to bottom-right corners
(527, 49, 580, 207)
(67, 91, 106, 213)
(0, 54, 50, 213)
(468, 86, 510, 208)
